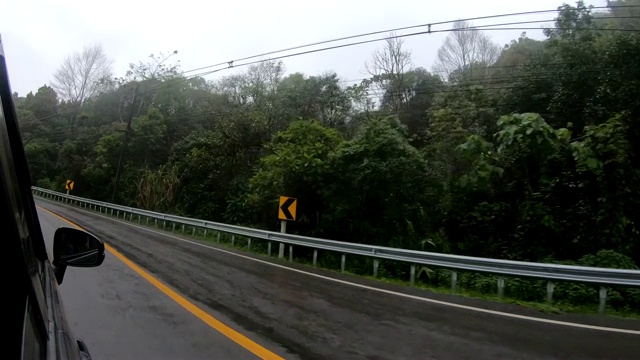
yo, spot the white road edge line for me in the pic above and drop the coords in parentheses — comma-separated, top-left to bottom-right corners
(40, 201, 640, 335)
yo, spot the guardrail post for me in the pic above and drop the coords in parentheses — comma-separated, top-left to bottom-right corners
(154, 218, 157, 227)
(117, 210, 120, 218)
(172, 223, 176, 232)
(192, 227, 196, 236)
(203, 228, 207, 237)
(231, 235, 235, 246)
(410, 265, 416, 285)
(546, 281, 555, 303)
(451, 271, 457, 293)
(130, 213, 134, 221)
(268, 242, 272, 256)
(313, 250, 318, 267)
(146, 217, 150, 225)
(497, 277, 505, 298)
(599, 287, 607, 314)
(289, 245, 293, 261)
(110, 209, 113, 216)
(138, 215, 141, 224)
(181, 224, 185, 234)
(373, 259, 379, 277)
(217, 232, 221, 243)
(341, 254, 346, 273)
(163, 220, 166, 230)
(247, 238, 251, 251)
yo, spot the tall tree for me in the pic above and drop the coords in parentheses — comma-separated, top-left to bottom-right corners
(23, 85, 59, 119)
(365, 33, 413, 114)
(432, 20, 500, 83)
(111, 50, 181, 202)
(277, 72, 353, 131)
(599, 0, 640, 30)
(51, 44, 113, 106)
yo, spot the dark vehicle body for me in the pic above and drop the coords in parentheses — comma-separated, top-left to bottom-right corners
(1, 35, 105, 359)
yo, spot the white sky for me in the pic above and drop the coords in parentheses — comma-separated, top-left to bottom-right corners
(1, 0, 607, 96)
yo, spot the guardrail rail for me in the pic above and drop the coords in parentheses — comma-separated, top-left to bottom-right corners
(32, 186, 640, 313)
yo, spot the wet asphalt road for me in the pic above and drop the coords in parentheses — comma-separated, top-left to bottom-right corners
(38, 204, 287, 360)
(37, 198, 640, 360)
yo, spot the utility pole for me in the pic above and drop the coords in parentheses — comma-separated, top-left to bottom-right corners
(111, 85, 138, 202)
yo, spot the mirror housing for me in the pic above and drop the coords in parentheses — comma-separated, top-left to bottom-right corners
(53, 227, 105, 284)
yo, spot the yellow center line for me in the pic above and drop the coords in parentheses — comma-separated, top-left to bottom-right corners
(38, 206, 285, 360)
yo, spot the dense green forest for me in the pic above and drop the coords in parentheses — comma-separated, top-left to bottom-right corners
(17, 1, 640, 278)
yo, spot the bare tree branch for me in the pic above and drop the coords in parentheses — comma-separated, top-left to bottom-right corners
(365, 32, 413, 113)
(432, 20, 500, 83)
(51, 44, 113, 106)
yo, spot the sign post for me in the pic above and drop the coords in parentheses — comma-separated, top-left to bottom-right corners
(277, 196, 297, 260)
(65, 179, 74, 203)
(279, 220, 286, 259)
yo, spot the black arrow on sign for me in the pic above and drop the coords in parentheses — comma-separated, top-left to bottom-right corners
(280, 197, 296, 220)
(66, 180, 73, 188)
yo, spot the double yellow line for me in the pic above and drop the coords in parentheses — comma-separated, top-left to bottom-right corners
(40, 206, 285, 360)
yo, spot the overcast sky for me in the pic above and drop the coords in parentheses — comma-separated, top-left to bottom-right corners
(1, 0, 607, 96)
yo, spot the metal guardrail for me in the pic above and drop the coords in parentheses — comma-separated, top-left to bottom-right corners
(32, 186, 640, 312)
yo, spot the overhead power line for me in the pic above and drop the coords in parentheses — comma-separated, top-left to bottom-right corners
(180, 4, 638, 75)
(165, 22, 640, 86)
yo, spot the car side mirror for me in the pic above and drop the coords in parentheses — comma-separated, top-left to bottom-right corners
(53, 227, 105, 284)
